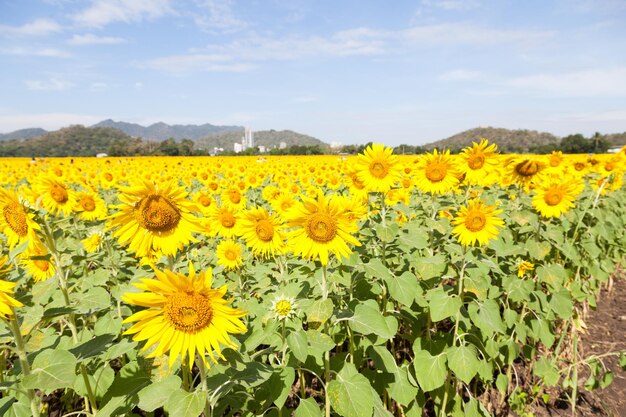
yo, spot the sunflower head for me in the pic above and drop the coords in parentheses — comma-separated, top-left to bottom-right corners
(122, 265, 247, 368)
(271, 295, 297, 321)
(451, 199, 504, 247)
(216, 240, 244, 271)
(355, 143, 402, 193)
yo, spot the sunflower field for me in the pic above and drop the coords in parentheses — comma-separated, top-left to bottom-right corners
(1, 141, 626, 417)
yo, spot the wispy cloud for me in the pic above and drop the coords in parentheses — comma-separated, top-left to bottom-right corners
(68, 33, 126, 45)
(421, 0, 480, 11)
(139, 54, 254, 73)
(24, 78, 75, 91)
(140, 23, 552, 74)
(72, 0, 173, 28)
(0, 19, 62, 36)
(0, 47, 71, 58)
(193, 0, 247, 33)
(439, 69, 482, 81)
(507, 67, 626, 97)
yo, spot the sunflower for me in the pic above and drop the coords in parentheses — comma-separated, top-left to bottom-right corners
(81, 231, 104, 253)
(20, 242, 56, 282)
(0, 188, 41, 249)
(286, 194, 361, 265)
(355, 143, 402, 193)
(517, 261, 535, 278)
(108, 181, 201, 260)
(239, 207, 285, 258)
(122, 265, 247, 368)
(74, 191, 108, 221)
(458, 139, 499, 185)
(220, 186, 247, 210)
(216, 240, 244, 271)
(451, 199, 504, 247)
(34, 176, 76, 216)
(414, 149, 459, 195)
(504, 157, 545, 189)
(0, 256, 23, 318)
(271, 295, 297, 321)
(205, 205, 242, 239)
(193, 192, 214, 216)
(532, 180, 581, 218)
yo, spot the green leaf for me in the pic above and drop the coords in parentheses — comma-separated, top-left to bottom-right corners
(399, 223, 429, 250)
(533, 358, 560, 387)
(307, 299, 334, 324)
(386, 271, 418, 307)
(495, 373, 508, 394)
(530, 319, 555, 348)
(295, 398, 323, 417)
(272, 366, 296, 408)
(287, 330, 309, 363)
(526, 240, 551, 260)
(375, 223, 399, 243)
(22, 349, 77, 394)
(536, 264, 567, 290)
(96, 360, 151, 417)
(349, 299, 395, 339)
(413, 350, 447, 392)
(370, 346, 418, 406)
(137, 375, 182, 412)
(69, 334, 116, 361)
(447, 344, 481, 384)
(427, 287, 462, 322)
(327, 362, 374, 417)
(76, 287, 111, 313)
(165, 390, 206, 417)
(468, 300, 505, 336)
(364, 259, 392, 280)
(413, 255, 447, 280)
(549, 290, 573, 320)
(74, 363, 115, 400)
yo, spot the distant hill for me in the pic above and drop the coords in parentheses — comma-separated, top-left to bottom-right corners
(196, 129, 328, 150)
(92, 119, 242, 141)
(606, 132, 626, 147)
(424, 127, 560, 153)
(0, 128, 48, 141)
(0, 125, 135, 157)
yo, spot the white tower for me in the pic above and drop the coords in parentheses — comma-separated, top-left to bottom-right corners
(243, 127, 254, 150)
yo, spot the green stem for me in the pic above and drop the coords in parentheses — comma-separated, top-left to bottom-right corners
(452, 249, 468, 346)
(571, 327, 578, 417)
(280, 320, 287, 365)
(6, 313, 41, 417)
(321, 265, 328, 300)
(197, 356, 212, 417)
(324, 348, 331, 417)
(298, 368, 306, 399)
(41, 220, 98, 414)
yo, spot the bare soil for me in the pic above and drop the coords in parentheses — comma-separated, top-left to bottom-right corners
(532, 275, 626, 417)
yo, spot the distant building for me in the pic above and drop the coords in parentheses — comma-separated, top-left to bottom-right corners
(258, 145, 266, 153)
(608, 147, 623, 154)
(234, 143, 243, 153)
(279, 142, 287, 149)
(242, 127, 254, 150)
(96, 153, 108, 158)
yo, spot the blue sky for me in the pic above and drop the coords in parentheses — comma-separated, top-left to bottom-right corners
(1, 0, 626, 146)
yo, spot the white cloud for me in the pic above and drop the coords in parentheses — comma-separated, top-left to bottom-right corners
(140, 22, 552, 74)
(421, 0, 480, 11)
(507, 68, 626, 97)
(0, 47, 71, 58)
(0, 113, 102, 132)
(439, 69, 482, 81)
(193, 0, 247, 33)
(89, 82, 109, 92)
(139, 54, 254, 73)
(0, 19, 62, 36)
(72, 0, 173, 28)
(68, 33, 126, 45)
(24, 78, 75, 91)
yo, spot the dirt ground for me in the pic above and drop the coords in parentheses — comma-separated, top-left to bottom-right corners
(533, 275, 626, 417)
